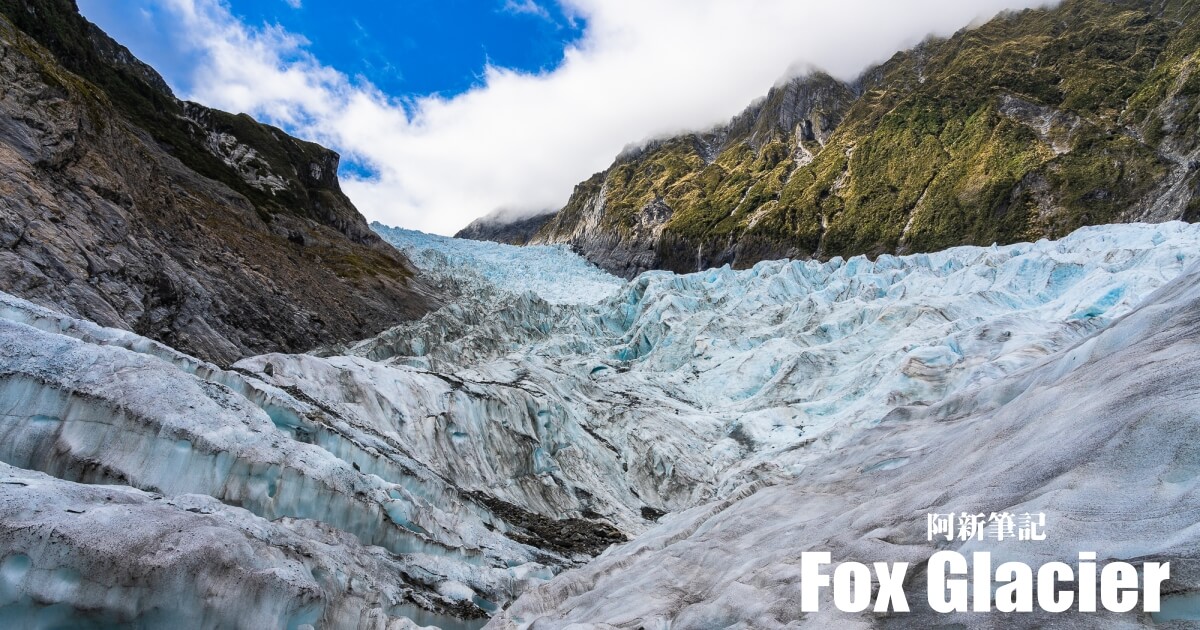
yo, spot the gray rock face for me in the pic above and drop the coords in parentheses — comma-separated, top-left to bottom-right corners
(717, 70, 857, 152)
(454, 212, 556, 246)
(81, 14, 174, 97)
(531, 173, 665, 279)
(0, 2, 437, 365)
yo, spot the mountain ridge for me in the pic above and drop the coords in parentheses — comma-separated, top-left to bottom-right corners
(0, 0, 438, 364)
(455, 210, 556, 246)
(465, 0, 1200, 278)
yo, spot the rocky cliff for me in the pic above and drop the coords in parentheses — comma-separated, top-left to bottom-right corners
(0, 0, 436, 365)
(526, 0, 1200, 277)
(454, 210, 555, 245)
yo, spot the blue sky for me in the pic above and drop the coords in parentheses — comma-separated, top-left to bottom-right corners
(74, 0, 1051, 235)
(79, 0, 585, 103)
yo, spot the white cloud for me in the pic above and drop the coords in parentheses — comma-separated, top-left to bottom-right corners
(283, 0, 301, 9)
(502, 0, 551, 20)
(162, 0, 1057, 235)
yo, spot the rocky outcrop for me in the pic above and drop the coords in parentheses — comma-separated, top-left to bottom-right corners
(524, 0, 1200, 278)
(0, 0, 437, 365)
(455, 211, 556, 245)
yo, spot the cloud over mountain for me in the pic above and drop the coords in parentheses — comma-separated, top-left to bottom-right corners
(161, 0, 1055, 234)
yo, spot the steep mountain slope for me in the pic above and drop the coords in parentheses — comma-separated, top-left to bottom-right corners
(456, 211, 556, 246)
(528, 0, 1200, 277)
(0, 0, 436, 365)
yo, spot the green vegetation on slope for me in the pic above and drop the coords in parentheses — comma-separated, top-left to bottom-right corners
(537, 0, 1200, 275)
(0, 0, 352, 229)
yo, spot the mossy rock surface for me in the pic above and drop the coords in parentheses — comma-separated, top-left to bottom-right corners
(531, 0, 1200, 277)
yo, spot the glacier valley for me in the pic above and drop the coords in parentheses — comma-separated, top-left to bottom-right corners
(3, 223, 1200, 628)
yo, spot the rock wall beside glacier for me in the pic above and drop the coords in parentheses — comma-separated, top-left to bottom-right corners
(521, 0, 1200, 278)
(454, 213, 556, 247)
(0, 0, 436, 365)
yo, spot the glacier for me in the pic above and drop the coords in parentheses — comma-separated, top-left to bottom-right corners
(488, 244, 1200, 628)
(1, 222, 1200, 627)
(369, 224, 623, 307)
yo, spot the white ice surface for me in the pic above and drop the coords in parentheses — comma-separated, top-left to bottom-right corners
(0, 292, 548, 628)
(336, 223, 1200, 515)
(373, 224, 622, 305)
(2, 222, 1200, 627)
(489, 246, 1200, 629)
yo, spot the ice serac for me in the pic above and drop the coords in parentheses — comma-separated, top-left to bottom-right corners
(0, 464, 478, 630)
(0, 0, 436, 365)
(488, 244, 1200, 628)
(371, 224, 622, 307)
(367, 224, 1200, 503)
(0, 293, 559, 627)
(367, 223, 1200, 627)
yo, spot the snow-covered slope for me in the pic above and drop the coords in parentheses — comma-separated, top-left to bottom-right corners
(2, 223, 1200, 627)
(372, 223, 622, 305)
